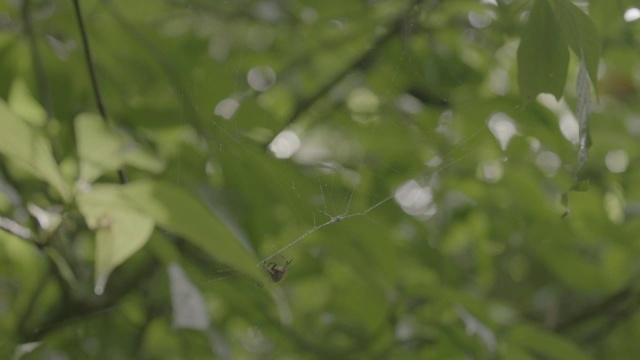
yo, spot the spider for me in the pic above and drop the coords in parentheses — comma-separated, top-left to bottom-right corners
(264, 258, 293, 283)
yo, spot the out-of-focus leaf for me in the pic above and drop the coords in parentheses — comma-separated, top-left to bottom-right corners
(124, 147, 165, 173)
(77, 185, 155, 294)
(563, 55, 593, 213)
(75, 113, 125, 183)
(509, 324, 591, 360)
(8, 79, 46, 126)
(168, 262, 210, 330)
(552, 0, 601, 95)
(118, 180, 263, 281)
(535, 245, 602, 291)
(589, 0, 624, 39)
(0, 99, 70, 202)
(517, 0, 569, 100)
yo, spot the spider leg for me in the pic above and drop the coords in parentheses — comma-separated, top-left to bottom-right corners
(265, 262, 277, 272)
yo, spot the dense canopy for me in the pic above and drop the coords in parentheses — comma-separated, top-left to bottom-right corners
(1, 0, 640, 358)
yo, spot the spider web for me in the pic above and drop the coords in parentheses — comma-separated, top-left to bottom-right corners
(190, 4, 520, 278)
(255, 129, 487, 266)
(202, 93, 499, 276)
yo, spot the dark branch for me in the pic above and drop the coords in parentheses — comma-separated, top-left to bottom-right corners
(71, 0, 127, 184)
(101, 0, 215, 159)
(555, 279, 640, 336)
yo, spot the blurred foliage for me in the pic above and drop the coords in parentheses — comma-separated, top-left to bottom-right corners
(1, 0, 640, 358)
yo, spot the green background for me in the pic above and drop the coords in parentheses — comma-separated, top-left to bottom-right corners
(1, 0, 640, 358)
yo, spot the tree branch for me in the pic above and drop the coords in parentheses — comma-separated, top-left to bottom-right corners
(555, 279, 640, 337)
(71, 0, 127, 184)
(265, 0, 424, 147)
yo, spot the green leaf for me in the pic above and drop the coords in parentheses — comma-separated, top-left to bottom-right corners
(118, 180, 263, 281)
(124, 147, 165, 173)
(509, 324, 591, 360)
(77, 185, 155, 294)
(0, 99, 71, 202)
(517, 0, 569, 100)
(75, 113, 125, 183)
(552, 0, 601, 95)
(8, 79, 47, 126)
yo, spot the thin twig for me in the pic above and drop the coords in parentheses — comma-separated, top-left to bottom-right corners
(101, 0, 219, 163)
(71, 0, 127, 184)
(71, 0, 107, 122)
(101, 0, 202, 131)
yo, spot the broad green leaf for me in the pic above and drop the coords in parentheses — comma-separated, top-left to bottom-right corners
(8, 79, 47, 126)
(552, 0, 601, 95)
(77, 185, 155, 294)
(509, 324, 591, 360)
(75, 113, 125, 183)
(517, 0, 569, 100)
(118, 180, 263, 281)
(0, 99, 71, 202)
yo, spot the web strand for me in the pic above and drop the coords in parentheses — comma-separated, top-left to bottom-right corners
(258, 123, 489, 265)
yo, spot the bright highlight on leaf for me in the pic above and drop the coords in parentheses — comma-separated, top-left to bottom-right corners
(8, 79, 47, 126)
(75, 113, 125, 183)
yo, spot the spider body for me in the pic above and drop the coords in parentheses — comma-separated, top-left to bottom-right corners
(265, 259, 292, 283)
